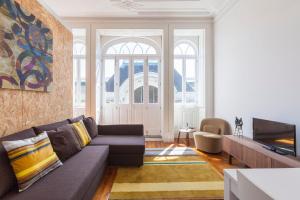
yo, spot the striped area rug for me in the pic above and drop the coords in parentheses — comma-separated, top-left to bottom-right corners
(109, 156, 224, 200)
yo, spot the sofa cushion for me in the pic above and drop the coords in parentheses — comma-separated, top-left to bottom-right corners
(98, 124, 144, 136)
(2, 132, 63, 192)
(68, 115, 85, 123)
(2, 146, 109, 200)
(71, 121, 91, 148)
(83, 117, 98, 138)
(47, 126, 81, 162)
(90, 135, 145, 154)
(33, 120, 69, 134)
(0, 129, 36, 198)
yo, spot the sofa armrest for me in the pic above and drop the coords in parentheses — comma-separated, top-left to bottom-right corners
(98, 124, 144, 136)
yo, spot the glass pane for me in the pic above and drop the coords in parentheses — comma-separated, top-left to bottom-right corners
(79, 59, 86, 105)
(73, 58, 86, 115)
(80, 59, 86, 79)
(119, 59, 129, 104)
(133, 44, 143, 54)
(149, 60, 159, 103)
(114, 43, 125, 54)
(140, 43, 149, 54)
(73, 43, 86, 56)
(127, 42, 136, 54)
(104, 59, 115, 104)
(186, 59, 196, 103)
(146, 46, 157, 55)
(186, 59, 196, 79)
(120, 44, 130, 54)
(134, 59, 144, 104)
(174, 46, 182, 55)
(186, 90, 196, 104)
(179, 43, 189, 54)
(174, 59, 183, 103)
(106, 47, 116, 55)
(186, 80, 195, 92)
(186, 46, 196, 55)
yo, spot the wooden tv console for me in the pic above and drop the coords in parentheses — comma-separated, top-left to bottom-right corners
(223, 135, 300, 168)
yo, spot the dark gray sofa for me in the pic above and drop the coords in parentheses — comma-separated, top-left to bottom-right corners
(0, 118, 145, 200)
(92, 125, 145, 166)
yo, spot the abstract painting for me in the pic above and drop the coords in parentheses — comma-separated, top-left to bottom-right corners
(0, 0, 53, 92)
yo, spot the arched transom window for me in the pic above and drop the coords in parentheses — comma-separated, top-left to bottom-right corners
(105, 42, 158, 55)
(174, 42, 196, 56)
(73, 41, 86, 56)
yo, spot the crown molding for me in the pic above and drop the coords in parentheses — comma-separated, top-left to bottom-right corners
(214, 0, 240, 22)
(62, 16, 214, 24)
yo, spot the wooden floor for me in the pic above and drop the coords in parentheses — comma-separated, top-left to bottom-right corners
(93, 139, 244, 200)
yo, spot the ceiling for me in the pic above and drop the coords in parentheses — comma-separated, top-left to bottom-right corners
(40, 0, 237, 18)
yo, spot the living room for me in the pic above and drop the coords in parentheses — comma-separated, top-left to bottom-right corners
(0, 0, 299, 199)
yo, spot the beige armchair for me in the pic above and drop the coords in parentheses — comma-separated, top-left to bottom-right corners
(193, 118, 231, 153)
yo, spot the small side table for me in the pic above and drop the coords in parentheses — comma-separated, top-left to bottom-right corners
(177, 128, 196, 146)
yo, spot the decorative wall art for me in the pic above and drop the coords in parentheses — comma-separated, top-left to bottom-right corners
(0, 0, 53, 92)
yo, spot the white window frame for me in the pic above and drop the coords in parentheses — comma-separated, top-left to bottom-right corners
(73, 39, 87, 111)
(174, 40, 199, 105)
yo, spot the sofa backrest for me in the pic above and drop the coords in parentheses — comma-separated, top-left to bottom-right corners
(0, 128, 36, 197)
(98, 124, 144, 136)
(33, 120, 69, 134)
(67, 115, 85, 123)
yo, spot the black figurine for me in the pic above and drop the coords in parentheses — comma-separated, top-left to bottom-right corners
(234, 117, 243, 136)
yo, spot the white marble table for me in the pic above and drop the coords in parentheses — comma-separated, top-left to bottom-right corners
(224, 168, 300, 200)
(224, 169, 239, 200)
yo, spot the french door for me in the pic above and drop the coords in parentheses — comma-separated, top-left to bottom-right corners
(101, 56, 161, 136)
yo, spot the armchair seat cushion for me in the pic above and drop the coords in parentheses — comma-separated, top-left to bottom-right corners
(193, 132, 222, 154)
(194, 131, 222, 139)
(90, 135, 145, 155)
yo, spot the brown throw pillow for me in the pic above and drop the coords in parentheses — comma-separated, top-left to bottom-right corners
(203, 125, 220, 134)
(83, 117, 98, 138)
(67, 115, 85, 123)
(47, 125, 81, 162)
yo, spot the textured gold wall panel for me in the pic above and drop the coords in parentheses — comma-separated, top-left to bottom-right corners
(0, 0, 73, 137)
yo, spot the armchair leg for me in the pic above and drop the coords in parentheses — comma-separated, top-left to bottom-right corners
(177, 131, 181, 143)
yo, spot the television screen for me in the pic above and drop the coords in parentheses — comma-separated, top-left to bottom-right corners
(253, 118, 296, 156)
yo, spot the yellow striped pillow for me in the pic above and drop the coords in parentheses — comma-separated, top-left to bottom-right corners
(71, 120, 91, 147)
(2, 132, 62, 192)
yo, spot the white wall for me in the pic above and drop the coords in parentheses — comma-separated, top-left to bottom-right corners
(214, 0, 300, 154)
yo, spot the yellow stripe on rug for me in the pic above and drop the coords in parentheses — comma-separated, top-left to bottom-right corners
(111, 181, 224, 192)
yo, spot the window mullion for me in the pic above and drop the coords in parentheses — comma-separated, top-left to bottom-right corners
(183, 58, 186, 105)
(76, 58, 81, 107)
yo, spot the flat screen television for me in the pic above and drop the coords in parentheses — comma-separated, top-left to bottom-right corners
(253, 118, 296, 156)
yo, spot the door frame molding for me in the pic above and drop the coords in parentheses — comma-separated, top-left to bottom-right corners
(66, 19, 214, 142)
